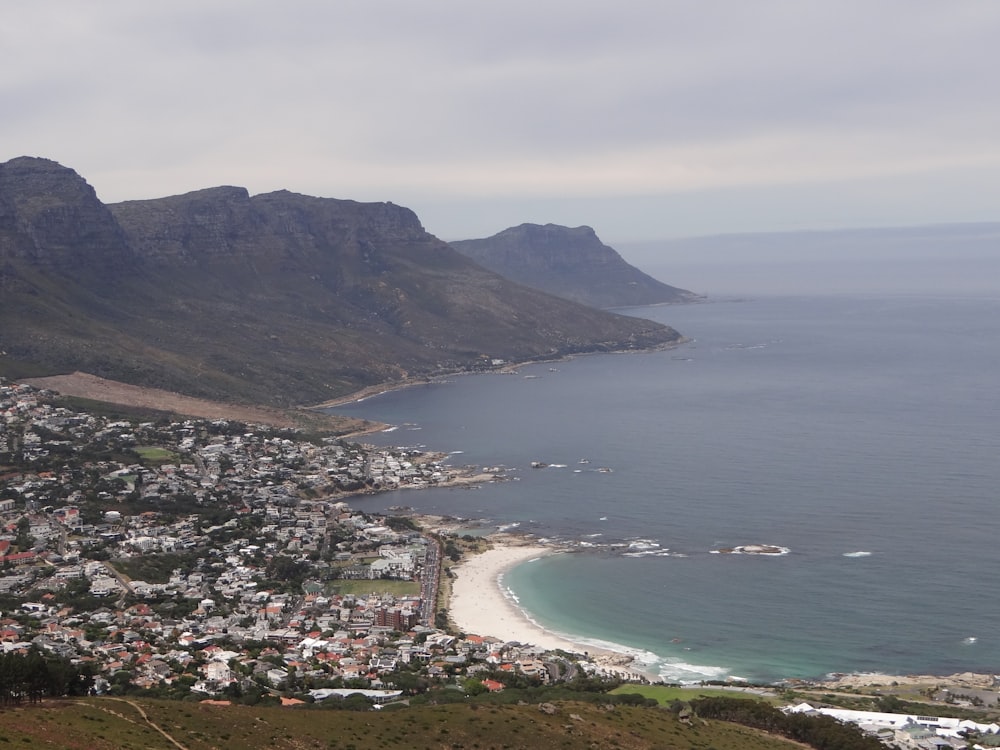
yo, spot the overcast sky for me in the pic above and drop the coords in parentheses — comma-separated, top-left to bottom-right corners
(4, 1, 1000, 244)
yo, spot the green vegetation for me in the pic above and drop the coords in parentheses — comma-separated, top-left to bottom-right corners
(0, 648, 92, 705)
(383, 515, 419, 532)
(112, 551, 203, 584)
(610, 683, 779, 705)
(690, 695, 884, 750)
(134, 445, 179, 464)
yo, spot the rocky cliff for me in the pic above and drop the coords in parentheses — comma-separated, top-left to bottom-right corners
(0, 157, 133, 274)
(451, 223, 701, 308)
(0, 158, 684, 407)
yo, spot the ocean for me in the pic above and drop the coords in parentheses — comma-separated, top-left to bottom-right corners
(331, 292, 1000, 684)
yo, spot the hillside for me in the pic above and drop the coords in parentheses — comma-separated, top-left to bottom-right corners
(0, 157, 684, 407)
(0, 698, 807, 750)
(450, 223, 702, 308)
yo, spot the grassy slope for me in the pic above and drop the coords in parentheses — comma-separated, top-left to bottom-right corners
(610, 684, 783, 705)
(0, 698, 806, 750)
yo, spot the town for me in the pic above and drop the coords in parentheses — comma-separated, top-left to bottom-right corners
(10, 377, 1000, 750)
(0, 378, 607, 707)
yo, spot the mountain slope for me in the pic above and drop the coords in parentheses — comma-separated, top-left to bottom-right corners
(0, 157, 684, 407)
(451, 223, 701, 308)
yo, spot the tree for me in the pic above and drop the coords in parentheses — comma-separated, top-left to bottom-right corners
(14, 516, 33, 551)
(463, 678, 487, 696)
(876, 694, 902, 713)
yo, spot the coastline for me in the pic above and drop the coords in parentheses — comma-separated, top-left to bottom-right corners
(309, 336, 690, 414)
(316, 352, 999, 692)
(448, 538, 654, 681)
(447, 539, 1000, 691)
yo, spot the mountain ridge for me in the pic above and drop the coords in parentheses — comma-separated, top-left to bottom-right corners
(0, 157, 686, 408)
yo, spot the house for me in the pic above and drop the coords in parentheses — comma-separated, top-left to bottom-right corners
(204, 661, 232, 683)
(481, 678, 505, 693)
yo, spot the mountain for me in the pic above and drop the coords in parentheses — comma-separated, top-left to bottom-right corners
(450, 223, 702, 308)
(0, 157, 684, 407)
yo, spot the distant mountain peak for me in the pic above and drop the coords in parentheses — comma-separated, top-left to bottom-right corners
(451, 223, 700, 308)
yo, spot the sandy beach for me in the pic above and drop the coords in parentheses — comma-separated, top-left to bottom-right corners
(449, 540, 649, 679)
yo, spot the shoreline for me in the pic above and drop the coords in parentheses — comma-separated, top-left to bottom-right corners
(447, 538, 655, 682)
(309, 337, 690, 414)
(316, 362, 999, 692)
(447, 538, 1000, 691)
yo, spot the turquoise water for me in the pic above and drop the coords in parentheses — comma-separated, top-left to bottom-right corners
(334, 294, 1000, 683)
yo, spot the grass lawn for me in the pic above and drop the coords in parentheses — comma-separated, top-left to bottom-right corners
(135, 445, 180, 464)
(328, 579, 421, 597)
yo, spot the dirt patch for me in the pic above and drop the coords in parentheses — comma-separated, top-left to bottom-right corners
(24, 371, 374, 434)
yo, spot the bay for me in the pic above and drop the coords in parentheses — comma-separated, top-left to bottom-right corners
(332, 293, 1000, 683)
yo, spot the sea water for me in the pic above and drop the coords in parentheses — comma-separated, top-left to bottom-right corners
(332, 293, 1000, 683)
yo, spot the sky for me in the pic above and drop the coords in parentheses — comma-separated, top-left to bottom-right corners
(4, 1, 1000, 246)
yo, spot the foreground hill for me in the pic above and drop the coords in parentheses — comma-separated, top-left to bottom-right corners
(0, 698, 806, 750)
(451, 223, 702, 308)
(0, 157, 683, 407)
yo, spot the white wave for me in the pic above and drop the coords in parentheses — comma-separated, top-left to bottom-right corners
(583, 533, 603, 538)
(711, 544, 790, 555)
(548, 463, 568, 468)
(380, 425, 399, 432)
(657, 659, 731, 684)
(544, 630, 662, 669)
(624, 549, 675, 558)
(496, 584, 732, 684)
(449, 450, 464, 455)
(598, 516, 608, 521)
(964, 636, 977, 644)
(843, 551, 872, 557)
(627, 539, 660, 551)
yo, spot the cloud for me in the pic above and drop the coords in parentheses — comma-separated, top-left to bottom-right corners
(3, 0, 999, 239)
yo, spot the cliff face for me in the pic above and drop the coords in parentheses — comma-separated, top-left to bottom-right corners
(451, 223, 701, 308)
(0, 158, 684, 406)
(110, 188, 430, 266)
(0, 157, 133, 274)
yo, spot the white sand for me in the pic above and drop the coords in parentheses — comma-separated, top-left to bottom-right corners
(449, 542, 646, 678)
(449, 544, 577, 652)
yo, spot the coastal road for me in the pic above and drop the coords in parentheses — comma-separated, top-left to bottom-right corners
(420, 535, 441, 627)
